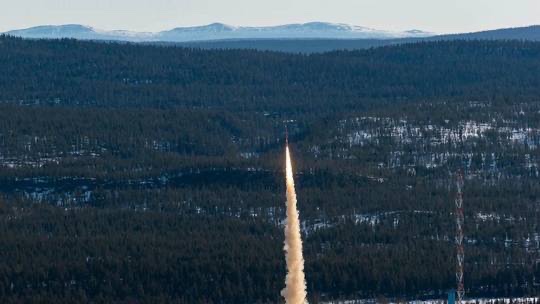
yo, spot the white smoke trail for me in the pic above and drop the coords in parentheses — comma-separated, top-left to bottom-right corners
(281, 144, 308, 304)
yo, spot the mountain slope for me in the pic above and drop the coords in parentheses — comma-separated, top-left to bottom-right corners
(174, 38, 399, 53)
(432, 25, 540, 41)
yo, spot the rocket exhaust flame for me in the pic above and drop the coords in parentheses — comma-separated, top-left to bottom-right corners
(281, 144, 308, 304)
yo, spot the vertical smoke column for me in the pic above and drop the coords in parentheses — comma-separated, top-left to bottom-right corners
(281, 144, 308, 304)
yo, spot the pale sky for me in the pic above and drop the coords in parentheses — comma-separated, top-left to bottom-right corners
(1, 0, 539, 34)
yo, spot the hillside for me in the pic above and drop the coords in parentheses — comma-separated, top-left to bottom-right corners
(433, 25, 540, 41)
(1, 36, 540, 112)
(1, 37, 540, 302)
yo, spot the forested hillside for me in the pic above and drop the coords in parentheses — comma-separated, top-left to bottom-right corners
(1, 36, 540, 303)
(1, 36, 540, 111)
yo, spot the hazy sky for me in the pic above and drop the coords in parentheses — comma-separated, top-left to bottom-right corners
(1, 0, 539, 34)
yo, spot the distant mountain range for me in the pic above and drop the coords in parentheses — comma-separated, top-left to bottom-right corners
(4, 22, 433, 42)
(176, 25, 540, 53)
(4, 23, 540, 53)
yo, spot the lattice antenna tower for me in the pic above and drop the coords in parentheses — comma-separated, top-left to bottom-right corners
(455, 170, 465, 304)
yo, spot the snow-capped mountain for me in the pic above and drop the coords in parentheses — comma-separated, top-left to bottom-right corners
(4, 22, 434, 42)
(5, 24, 155, 41)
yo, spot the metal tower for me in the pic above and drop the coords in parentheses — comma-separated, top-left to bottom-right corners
(455, 171, 465, 304)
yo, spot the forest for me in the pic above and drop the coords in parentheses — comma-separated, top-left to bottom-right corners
(1, 36, 540, 303)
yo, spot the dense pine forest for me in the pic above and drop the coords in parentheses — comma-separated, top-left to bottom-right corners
(1, 35, 540, 303)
